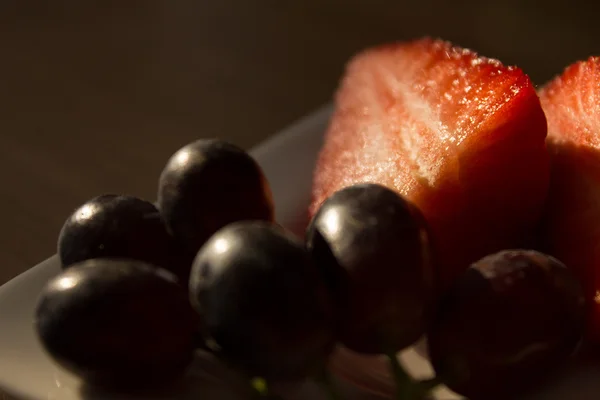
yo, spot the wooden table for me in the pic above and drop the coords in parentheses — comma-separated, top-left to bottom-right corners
(1, 0, 600, 286)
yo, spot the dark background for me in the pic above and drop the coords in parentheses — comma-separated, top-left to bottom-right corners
(1, 0, 598, 285)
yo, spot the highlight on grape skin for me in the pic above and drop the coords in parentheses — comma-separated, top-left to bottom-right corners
(27, 38, 600, 400)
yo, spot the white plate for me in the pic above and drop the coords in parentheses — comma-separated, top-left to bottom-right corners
(0, 104, 370, 400)
(1, 105, 600, 400)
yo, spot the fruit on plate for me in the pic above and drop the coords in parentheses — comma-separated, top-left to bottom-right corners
(34, 39, 600, 400)
(35, 259, 198, 390)
(538, 57, 600, 343)
(189, 221, 335, 383)
(306, 183, 433, 355)
(58, 194, 191, 283)
(310, 37, 550, 291)
(428, 250, 586, 400)
(158, 139, 275, 256)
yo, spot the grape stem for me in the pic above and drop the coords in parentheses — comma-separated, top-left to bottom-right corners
(416, 376, 444, 393)
(387, 351, 414, 399)
(386, 351, 442, 400)
(315, 368, 343, 400)
(251, 377, 285, 399)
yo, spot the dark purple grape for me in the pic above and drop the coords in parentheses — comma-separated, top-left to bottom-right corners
(306, 183, 434, 355)
(35, 259, 199, 390)
(157, 139, 274, 255)
(189, 221, 335, 383)
(58, 195, 192, 283)
(427, 250, 586, 400)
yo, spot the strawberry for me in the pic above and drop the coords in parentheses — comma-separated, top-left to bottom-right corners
(310, 38, 550, 292)
(539, 57, 600, 342)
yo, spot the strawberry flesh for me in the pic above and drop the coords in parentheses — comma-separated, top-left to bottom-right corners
(539, 57, 600, 342)
(311, 38, 550, 291)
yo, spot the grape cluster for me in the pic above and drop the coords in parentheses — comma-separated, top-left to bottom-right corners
(35, 139, 587, 400)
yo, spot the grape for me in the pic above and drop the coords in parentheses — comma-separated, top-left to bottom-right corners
(306, 183, 434, 354)
(58, 195, 192, 283)
(35, 259, 199, 390)
(189, 221, 335, 383)
(157, 139, 274, 255)
(427, 250, 586, 400)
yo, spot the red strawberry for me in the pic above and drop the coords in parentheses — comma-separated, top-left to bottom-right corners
(310, 38, 550, 291)
(539, 57, 600, 342)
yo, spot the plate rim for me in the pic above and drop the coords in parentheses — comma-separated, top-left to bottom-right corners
(0, 104, 333, 400)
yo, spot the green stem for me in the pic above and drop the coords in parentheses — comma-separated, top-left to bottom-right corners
(385, 352, 444, 400)
(315, 368, 343, 400)
(414, 376, 443, 394)
(250, 377, 285, 399)
(251, 377, 268, 397)
(386, 351, 415, 400)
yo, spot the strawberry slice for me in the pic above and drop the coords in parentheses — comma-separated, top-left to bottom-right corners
(539, 57, 600, 342)
(310, 38, 550, 291)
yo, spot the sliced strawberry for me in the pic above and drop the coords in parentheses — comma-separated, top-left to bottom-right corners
(539, 57, 600, 342)
(311, 38, 549, 291)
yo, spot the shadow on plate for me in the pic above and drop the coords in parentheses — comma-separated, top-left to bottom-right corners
(76, 348, 387, 400)
(77, 350, 255, 400)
